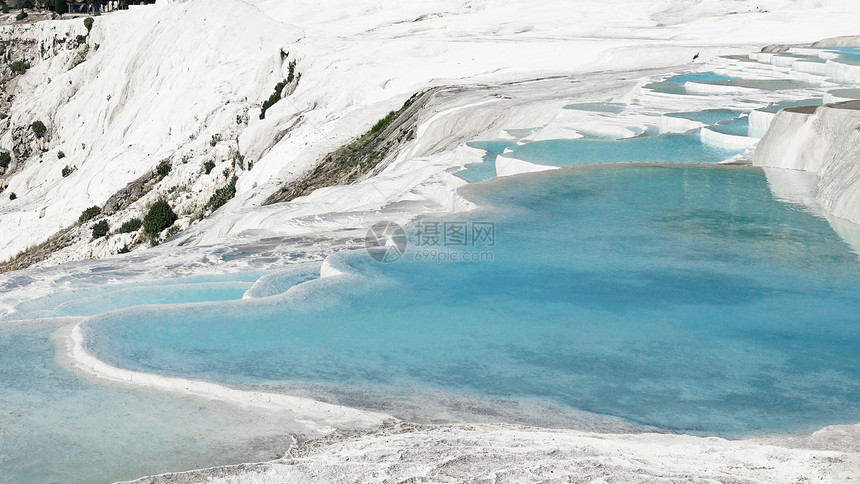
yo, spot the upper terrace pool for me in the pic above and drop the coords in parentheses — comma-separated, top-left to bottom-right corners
(499, 130, 742, 168)
(79, 164, 860, 438)
(644, 72, 738, 95)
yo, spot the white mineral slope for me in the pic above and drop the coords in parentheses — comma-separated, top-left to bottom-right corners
(0, 0, 297, 262)
(3, 0, 860, 265)
(188, 0, 860, 248)
(124, 421, 860, 484)
(754, 101, 860, 226)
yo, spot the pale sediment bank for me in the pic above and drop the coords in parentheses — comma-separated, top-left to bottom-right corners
(60, 322, 391, 435)
(124, 421, 860, 484)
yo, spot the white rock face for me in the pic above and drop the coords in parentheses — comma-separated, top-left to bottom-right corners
(749, 109, 776, 137)
(495, 155, 558, 177)
(754, 102, 860, 224)
(700, 126, 757, 150)
(659, 114, 704, 134)
(123, 422, 860, 484)
(0, 0, 302, 262)
(2, 0, 860, 266)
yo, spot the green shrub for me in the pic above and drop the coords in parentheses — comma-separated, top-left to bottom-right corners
(0, 151, 10, 169)
(55, 0, 67, 15)
(203, 159, 215, 175)
(61, 165, 74, 177)
(75, 34, 86, 46)
(91, 220, 109, 239)
(9, 192, 16, 200)
(232, 151, 245, 169)
(206, 176, 237, 212)
(209, 134, 221, 147)
(31, 120, 46, 139)
(119, 217, 142, 233)
(57, 151, 65, 159)
(15, 11, 26, 21)
(2, 5, 9, 14)
(259, 80, 287, 120)
(371, 111, 396, 134)
(83, 17, 94, 34)
(156, 159, 171, 177)
(117, 244, 130, 254)
(9, 60, 29, 75)
(78, 205, 101, 223)
(164, 225, 181, 239)
(143, 199, 177, 235)
(286, 60, 297, 83)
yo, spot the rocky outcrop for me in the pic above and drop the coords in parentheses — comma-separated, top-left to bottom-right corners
(264, 89, 437, 205)
(0, 20, 82, 178)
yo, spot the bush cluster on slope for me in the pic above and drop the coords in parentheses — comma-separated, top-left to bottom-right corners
(78, 205, 101, 223)
(91, 220, 109, 239)
(286, 59, 297, 83)
(9, 60, 29, 75)
(31, 120, 47, 139)
(205, 176, 237, 212)
(259, 80, 287, 120)
(371, 111, 397, 134)
(156, 159, 171, 177)
(118, 218, 142, 233)
(143, 200, 177, 235)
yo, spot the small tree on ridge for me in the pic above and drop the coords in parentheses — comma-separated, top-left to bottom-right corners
(31, 120, 46, 139)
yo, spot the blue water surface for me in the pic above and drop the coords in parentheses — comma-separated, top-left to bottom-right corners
(82, 164, 860, 437)
(460, 140, 518, 183)
(6, 271, 267, 320)
(0, 321, 295, 484)
(709, 116, 750, 137)
(563, 102, 626, 113)
(816, 46, 860, 66)
(501, 131, 742, 167)
(645, 72, 737, 94)
(664, 109, 745, 126)
(758, 98, 823, 113)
